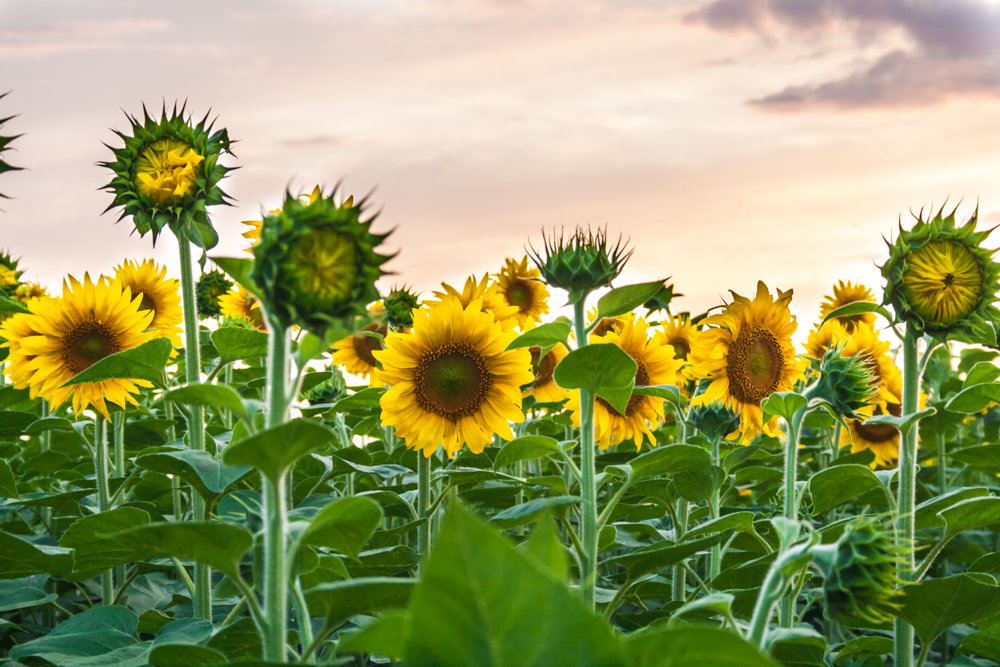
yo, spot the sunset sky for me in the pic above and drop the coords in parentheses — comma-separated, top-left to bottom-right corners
(2, 0, 1000, 336)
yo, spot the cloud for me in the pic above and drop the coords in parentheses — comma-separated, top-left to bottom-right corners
(0, 18, 171, 58)
(687, 0, 1000, 110)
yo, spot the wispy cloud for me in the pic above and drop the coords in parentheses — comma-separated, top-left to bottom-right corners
(0, 19, 171, 58)
(687, 0, 1000, 110)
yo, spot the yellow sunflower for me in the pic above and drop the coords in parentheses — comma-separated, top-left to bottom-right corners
(114, 259, 182, 347)
(133, 138, 204, 205)
(841, 373, 904, 469)
(0, 265, 16, 289)
(495, 256, 550, 329)
(5, 274, 154, 419)
(837, 323, 901, 412)
(691, 281, 808, 443)
(819, 280, 877, 333)
(654, 313, 699, 380)
(587, 305, 629, 339)
(374, 297, 534, 457)
(803, 320, 852, 361)
(0, 310, 46, 388)
(14, 282, 48, 304)
(430, 274, 519, 326)
(241, 186, 340, 253)
(567, 316, 684, 451)
(218, 285, 266, 331)
(902, 240, 983, 328)
(332, 322, 388, 386)
(524, 343, 570, 403)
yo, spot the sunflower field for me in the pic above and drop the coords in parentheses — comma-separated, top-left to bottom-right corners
(3, 104, 1000, 667)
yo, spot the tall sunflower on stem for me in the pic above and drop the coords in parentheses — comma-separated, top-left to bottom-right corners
(494, 256, 550, 329)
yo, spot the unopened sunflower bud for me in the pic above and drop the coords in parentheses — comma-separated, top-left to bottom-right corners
(383, 286, 420, 331)
(687, 401, 741, 442)
(804, 345, 878, 420)
(527, 226, 632, 303)
(196, 270, 233, 318)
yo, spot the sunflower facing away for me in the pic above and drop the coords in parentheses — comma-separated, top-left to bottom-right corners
(819, 280, 877, 334)
(218, 285, 266, 331)
(114, 259, 182, 347)
(567, 316, 684, 451)
(374, 297, 534, 457)
(332, 322, 388, 386)
(495, 256, 550, 329)
(691, 281, 808, 443)
(1, 274, 154, 419)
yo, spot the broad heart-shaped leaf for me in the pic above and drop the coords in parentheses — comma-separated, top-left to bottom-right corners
(949, 445, 1000, 472)
(761, 391, 808, 425)
(900, 573, 1000, 646)
(493, 435, 560, 470)
(669, 592, 735, 623)
(767, 627, 827, 667)
(683, 511, 756, 540)
(0, 458, 16, 498)
(162, 383, 249, 421)
(963, 361, 1000, 388)
(330, 386, 386, 413)
(0, 530, 73, 579)
(337, 610, 410, 660)
(807, 464, 887, 513)
(861, 407, 936, 436)
(404, 503, 625, 666)
(632, 384, 687, 412)
(518, 513, 568, 582)
(947, 382, 1000, 414)
(63, 337, 171, 388)
(489, 495, 581, 529)
(8, 606, 149, 667)
(135, 449, 251, 505)
(106, 522, 252, 578)
(938, 496, 1000, 539)
(554, 342, 637, 397)
(595, 280, 667, 320)
(915, 487, 990, 531)
(505, 318, 572, 350)
(306, 577, 416, 630)
(59, 507, 151, 580)
(630, 443, 712, 481)
(223, 418, 338, 483)
(624, 625, 778, 666)
(596, 383, 635, 416)
(210, 326, 268, 364)
(957, 623, 1000, 661)
(297, 496, 383, 560)
(0, 576, 57, 613)
(605, 533, 727, 579)
(146, 644, 228, 667)
(821, 301, 893, 327)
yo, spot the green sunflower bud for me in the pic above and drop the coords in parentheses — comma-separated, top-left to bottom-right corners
(0, 249, 22, 297)
(642, 282, 682, 315)
(383, 286, 421, 330)
(687, 401, 741, 442)
(0, 92, 23, 202)
(527, 226, 632, 303)
(196, 270, 233, 318)
(251, 187, 394, 338)
(881, 203, 1000, 340)
(804, 344, 878, 420)
(303, 367, 347, 406)
(102, 102, 234, 249)
(812, 516, 902, 626)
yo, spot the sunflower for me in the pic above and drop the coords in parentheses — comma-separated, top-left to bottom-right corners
(566, 316, 684, 450)
(494, 256, 550, 329)
(803, 320, 852, 361)
(587, 306, 628, 339)
(0, 265, 16, 291)
(242, 186, 332, 253)
(0, 310, 46, 388)
(691, 281, 808, 443)
(431, 274, 519, 327)
(836, 324, 901, 412)
(524, 343, 570, 403)
(195, 270, 233, 318)
(654, 313, 699, 380)
(841, 374, 903, 469)
(374, 297, 534, 457)
(14, 282, 48, 304)
(819, 281, 877, 334)
(114, 259, 182, 347)
(4, 274, 154, 419)
(218, 285, 265, 331)
(332, 322, 388, 386)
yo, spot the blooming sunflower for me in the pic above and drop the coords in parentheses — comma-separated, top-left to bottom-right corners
(114, 259, 182, 347)
(882, 204, 1000, 338)
(691, 281, 808, 443)
(0, 265, 16, 291)
(819, 281, 877, 334)
(524, 343, 570, 403)
(836, 324, 901, 412)
(587, 306, 628, 339)
(218, 285, 265, 331)
(374, 297, 534, 457)
(14, 282, 48, 304)
(332, 322, 388, 386)
(654, 313, 699, 380)
(566, 316, 684, 451)
(3, 274, 154, 419)
(804, 320, 852, 361)
(430, 274, 519, 326)
(0, 310, 46, 388)
(494, 256, 550, 329)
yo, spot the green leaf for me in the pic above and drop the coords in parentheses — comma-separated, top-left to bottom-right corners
(957, 623, 1000, 661)
(404, 503, 625, 666)
(60, 507, 151, 580)
(223, 418, 338, 483)
(624, 625, 778, 666)
(505, 318, 572, 350)
(147, 644, 228, 667)
(939, 496, 1000, 539)
(596, 280, 667, 320)
(669, 592, 734, 623)
(630, 444, 712, 481)
(950, 445, 1000, 472)
(297, 496, 383, 560)
(554, 343, 636, 397)
(964, 361, 1000, 387)
(519, 514, 568, 582)
(674, 466, 726, 503)
(0, 576, 57, 613)
(63, 337, 171, 388)
(900, 573, 1000, 646)
(210, 327, 268, 363)
(807, 464, 887, 513)
(336, 610, 409, 660)
(0, 292, 30, 314)
(947, 382, 1000, 414)
(162, 383, 249, 421)
(683, 511, 756, 539)
(306, 577, 416, 630)
(767, 627, 827, 666)
(832, 636, 894, 664)
(861, 407, 936, 436)
(8, 606, 148, 667)
(210, 256, 260, 295)
(606, 533, 727, 579)
(821, 301, 893, 327)
(915, 487, 990, 531)
(0, 530, 74, 579)
(135, 449, 251, 505)
(632, 384, 687, 412)
(0, 458, 16, 498)
(761, 391, 808, 425)
(493, 435, 561, 470)
(490, 495, 581, 529)
(597, 383, 635, 416)
(107, 522, 252, 578)
(330, 386, 386, 413)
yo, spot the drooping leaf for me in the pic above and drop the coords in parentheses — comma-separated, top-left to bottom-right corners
(306, 577, 416, 630)
(297, 496, 383, 560)
(630, 443, 712, 481)
(162, 384, 249, 421)
(8, 606, 148, 667)
(553, 342, 636, 397)
(210, 326, 268, 364)
(624, 625, 778, 666)
(807, 464, 887, 513)
(899, 574, 1000, 646)
(60, 507, 151, 580)
(0, 530, 74, 579)
(136, 449, 251, 505)
(63, 337, 171, 388)
(107, 522, 252, 578)
(489, 495, 581, 529)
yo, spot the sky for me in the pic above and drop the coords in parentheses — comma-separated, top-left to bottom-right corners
(2, 0, 1000, 337)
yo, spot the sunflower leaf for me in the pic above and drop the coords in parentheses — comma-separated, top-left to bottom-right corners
(861, 407, 936, 436)
(210, 327, 268, 363)
(820, 301, 893, 327)
(946, 382, 1000, 414)
(223, 418, 339, 483)
(900, 574, 1000, 648)
(553, 342, 636, 396)
(0, 292, 29, 314)
(62, 337, 171, 388)
(306, 577, 416, 633)
(760, 391, 808, 425)
(505, 318, 572, 350)
(209, 256, 262, 298)
(162, 383, 251, 422)
(493, 435, 561, 470)
(595, 280, 667, 321)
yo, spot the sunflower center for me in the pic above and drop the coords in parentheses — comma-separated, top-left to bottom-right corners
(854, 401, 901, 443)
(668, 336, 690, 360)
(529, 346, 557, 388)
(136, 291, 156, 314)
(292, 230, 358, 303)
(506, 279, 534, 312)
(727, 323, 784, 406)
(903, 240, 983, 326)
(133, 138, 204, 205)
(597, 358, 650, 418)
(351, 324, 386, 368)
(414, 342, 493, 421)
(62, 321, 120, 374)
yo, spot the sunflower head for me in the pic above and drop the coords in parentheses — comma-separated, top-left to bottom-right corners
(196, 269, 233, 318)
(114, 259, 182, 347)
(0, 91, 23, 201)
(331, 321, 388, 384)
(687, 401, 741, 442)
(812, 516, 902, 626)
(383, 285, 421, 331)
(524, 343, 570, 403)
(14, 281, 48, 305)
(527, 226, 632, 304)
(0, 249, 22, 294)
(251, 187, 393, 337)
(101, 102, 234, 249)
(494, 256, 550, 329)
(804, 344, 878, 420)
(218, 285, 266, 330)
(881, 203, 1000, 338)
(819, 281, 877, 334)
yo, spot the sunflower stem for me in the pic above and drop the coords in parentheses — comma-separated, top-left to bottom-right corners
(417, 452, 432, 568)
(894, 325, 920, 667)
(779, 408, 805, 627)
(709, 433, 722, 583)
(672, 417, 690, 602)
(93, 417, 114, 605)
(572, 299, 598, 609)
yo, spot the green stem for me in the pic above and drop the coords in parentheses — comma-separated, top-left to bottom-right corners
(572, 299, 598, 609)
(417, 453, 432, 565)
(112, 411, 127, 587)
(779, 409, 804, 627)
(177, 237, 212, 621)
(709, 434, 722, 583)
(895, 325, 920, 667)
(672, 417, 690, 602)
(291, 577, 314, 662)
(94, 417, 113, 605)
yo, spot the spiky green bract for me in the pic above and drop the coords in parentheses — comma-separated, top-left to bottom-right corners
(304, 367, 347, 405)
(101, 102, 234, 249)
(813, 516, 902, 626)
(643, 282, 682, 316)
(804, 344, 878, 420)
(0, 92, 23, 201)
(527, 226, 632, 304)
(0, 250, 22, 296)
(383, 285, 420, 330)
(881, 203, 1000, 340)
(687, 401, 741, 442)
(250, 187, 394, 339)
(195, 269, 233, 318)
